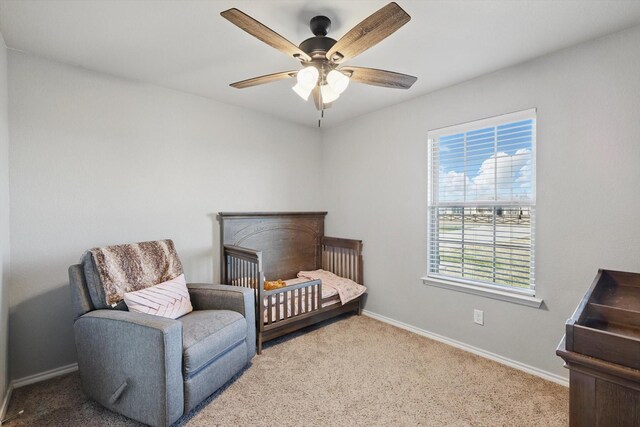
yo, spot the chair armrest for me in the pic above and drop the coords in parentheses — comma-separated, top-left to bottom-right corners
(78, 309, 180, 330)
(187, 283, 256, 359)
(187, 283, 252, 313)
(74, 310, 183, 427)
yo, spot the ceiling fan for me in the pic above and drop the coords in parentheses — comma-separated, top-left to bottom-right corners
(221, 2, 417, 113)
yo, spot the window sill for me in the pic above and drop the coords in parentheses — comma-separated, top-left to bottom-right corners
(422, 277, 543, 308)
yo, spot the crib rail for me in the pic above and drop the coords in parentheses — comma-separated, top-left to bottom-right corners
(222, 244, 263, 332)
(263, 279, 322, 326)
(322, 236, 364, 284)
(223, 245, 263, 293)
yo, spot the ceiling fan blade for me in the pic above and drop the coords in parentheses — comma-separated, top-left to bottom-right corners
(221, 8, 311, 62)
(340, 66, 417, 89)
(230, 70, 298, 89)
(326, 2, 410, 64)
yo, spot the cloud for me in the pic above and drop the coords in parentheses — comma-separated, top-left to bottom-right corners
(470, 148, 531, 200)
(438, 149, 532, 202)
(439, 170, 469, 202)
(515, 153, 532, 190)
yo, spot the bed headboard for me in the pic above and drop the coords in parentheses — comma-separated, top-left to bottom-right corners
(218, 212, 327, 281)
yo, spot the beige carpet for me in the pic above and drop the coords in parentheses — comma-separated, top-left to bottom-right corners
(5, 314, 568, 426)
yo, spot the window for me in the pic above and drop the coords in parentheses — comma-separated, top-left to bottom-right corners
(427, 109, 536, 296)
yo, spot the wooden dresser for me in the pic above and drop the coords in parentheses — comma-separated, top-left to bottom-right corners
(557, 269, 640, 426)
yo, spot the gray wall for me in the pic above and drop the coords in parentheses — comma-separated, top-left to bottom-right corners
(7, 51, 322, 379)
(321, 25, 640, 379)
(0, 31, 10, 404)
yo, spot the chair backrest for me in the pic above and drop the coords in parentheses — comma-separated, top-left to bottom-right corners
(68, 239, 182, 319)
(68, 262, 95, 320)
(68, 252, 128, 320)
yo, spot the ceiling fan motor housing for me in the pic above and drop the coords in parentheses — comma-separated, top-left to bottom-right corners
(300, 16, 337, 58)
(299, 36, 337, 57)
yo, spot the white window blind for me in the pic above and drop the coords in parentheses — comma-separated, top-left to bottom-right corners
(427, 109, 536, 295)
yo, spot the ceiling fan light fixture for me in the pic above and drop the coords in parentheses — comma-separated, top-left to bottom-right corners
(292, 83, 314, 101)
(320, 83, 340, 103)
(296, 66, 319, 89)
(326, 70, 349, 94)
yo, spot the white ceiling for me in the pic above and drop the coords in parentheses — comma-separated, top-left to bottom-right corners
(1, 0, 640, 128)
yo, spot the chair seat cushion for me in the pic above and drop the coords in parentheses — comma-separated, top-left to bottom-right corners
(178, 310, 247, 377)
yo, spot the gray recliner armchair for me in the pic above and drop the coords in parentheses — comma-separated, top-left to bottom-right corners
(68, 242, 255, 427)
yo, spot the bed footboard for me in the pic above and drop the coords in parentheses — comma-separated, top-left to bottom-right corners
(322, 237, 364, 285)
(263, 280, 322, 325)
(260, 279, 328, 353)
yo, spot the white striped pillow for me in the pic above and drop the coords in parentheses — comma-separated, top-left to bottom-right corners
(123, 273, 193, 319)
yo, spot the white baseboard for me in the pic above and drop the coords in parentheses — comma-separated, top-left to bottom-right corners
(11, 363, 78, 389)
(362, 310, 569, 387)
(1, 382, 13, 422)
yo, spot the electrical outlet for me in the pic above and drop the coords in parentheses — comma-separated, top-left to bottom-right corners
(473, 309, 484, 325)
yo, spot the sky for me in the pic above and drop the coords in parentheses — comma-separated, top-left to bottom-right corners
(436, 119, 534, 203)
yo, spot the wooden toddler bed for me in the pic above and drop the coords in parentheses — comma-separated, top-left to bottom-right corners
(218, 212, 365, 354)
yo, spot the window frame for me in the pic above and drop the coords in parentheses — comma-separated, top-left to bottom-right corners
(425, 109, 538, 301)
